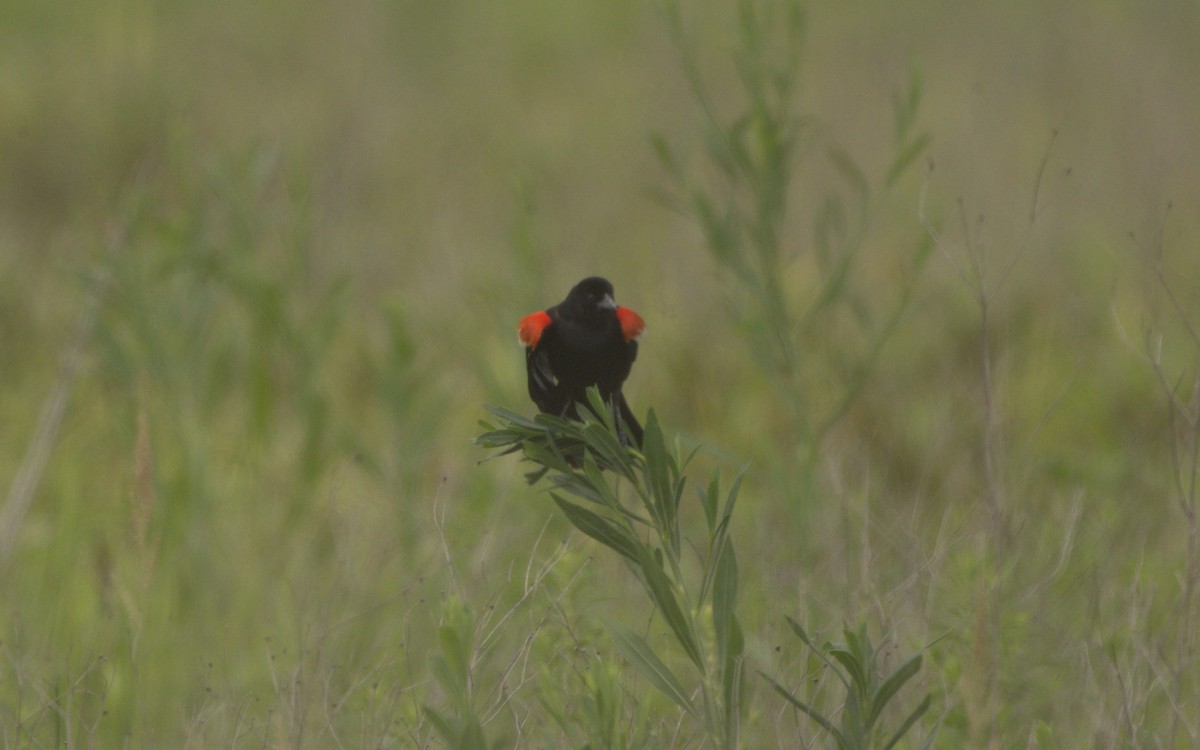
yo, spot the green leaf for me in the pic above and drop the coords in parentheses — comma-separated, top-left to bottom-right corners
(761, 672, 848, 750)
(608, 623, 699, 718)
(868, 652, 923, 728)
(521, 439, 575, 477)
(483, 405, 545, 431)
(786, 617, 851, 692)
(881, 693, 932, 750)
(720, 466, 746, 530)
(692, 190, 747, 279)
(885, 132, 931, 188)
(580, 388, 638, 480)
(712, 541, 739, 656)
(721, 614, 745, 735)
(552, 494, 639, 563)
(439, 624, 469, 677)
(828, 646, 867, 696)
(700, 471, 719, 533)
(827, 145, 870, 207)
(549, 472, 608, 506)
(641, 410, 676, 541)
(651, 131, 683, 181)
(814, 194, 847, 259)
(714, 537, 744, 741)
(915, 720, 942, 750)
(428, 654, 463, 707)
(423, 705, 457, 743)
(581, 450, 620, 505)
(635, 545, 704, 672)
(892, 60, 924, 143)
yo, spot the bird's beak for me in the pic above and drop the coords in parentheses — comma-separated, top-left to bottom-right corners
(599, 294, 616, 310)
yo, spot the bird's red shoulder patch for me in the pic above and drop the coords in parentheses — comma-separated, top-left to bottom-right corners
(518, 310, 553, 349)
(616, 307, 645, 342)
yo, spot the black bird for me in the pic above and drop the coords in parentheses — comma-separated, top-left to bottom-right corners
(518, 277, 645, 446)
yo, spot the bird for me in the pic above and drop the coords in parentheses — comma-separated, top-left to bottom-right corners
(517, 276, 645, 447)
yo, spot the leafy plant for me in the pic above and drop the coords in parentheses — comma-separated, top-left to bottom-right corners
(764, 618, 937, 750)
(656, 0, 932, 469)
(478, 388, 745, 748)
(425, 598, 490, 750)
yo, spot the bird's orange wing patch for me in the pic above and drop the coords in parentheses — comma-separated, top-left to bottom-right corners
(616, 307, 645, 342)
(518, 311, 553, 349)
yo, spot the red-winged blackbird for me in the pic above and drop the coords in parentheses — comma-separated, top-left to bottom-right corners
(518, 277, 645, 447)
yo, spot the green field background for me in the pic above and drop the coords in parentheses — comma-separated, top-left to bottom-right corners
(3, 0, 1199, 746)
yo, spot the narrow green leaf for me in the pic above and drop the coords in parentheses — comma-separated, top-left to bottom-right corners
(712, 541, 739, 663)
(881, 693, 932, 750)
(422, 705, 457, 743)
(584, 386, 613, 428)
(868, 652, 923, 728)
(885, 132, 931, 188)
(533, 410, 584, 434)
(523, 465, 550, 484)
(761, 673, 849, 750)
(842, 690, 866, 746)
(892, 60, 924, 144)
(692, 190, 747, 279)
(636, 546, 704, 671)
(580, 388, 637, 480)
(461, 717, 487, 750)
(828, 646, 867, 695)
(786, 617, 851, 692)
(549, 472, 608, 506)
(428, 653, 469, 711)
(814, 194, 847, 259)
(915, 720, 942, 750)
(473, 437, 524, 458)
(483, 405, 546, 431)
(785, 616, 813, 646)
(827, 146, 870, 206)
(651, 131, 682, 181)
(552, 494, 640, 564)
(428, 653, 454, 696)
(720, 466, 747, 528)
(521, 440, 575, 476)
(699, 472, 719, 533)
(608, 624, 698, 718)
(715, 536, 745, 747)
(581, 450, 620, 505)
(581, 421, 627, 470)
(437, 625, 470, 696)
(721, 615, 745, 732)
(800, 243, 857, 328)
(641, 410, 675, 541)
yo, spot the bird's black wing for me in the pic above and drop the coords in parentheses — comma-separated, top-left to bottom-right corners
(526, 325, 565, 414)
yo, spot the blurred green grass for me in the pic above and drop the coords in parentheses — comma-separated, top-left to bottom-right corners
(3, 0, 1200, 746)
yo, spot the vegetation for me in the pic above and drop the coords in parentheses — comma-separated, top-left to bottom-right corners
(2, 0, 1199, 747)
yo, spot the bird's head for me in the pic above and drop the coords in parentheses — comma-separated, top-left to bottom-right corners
(564, 276, 617, 319)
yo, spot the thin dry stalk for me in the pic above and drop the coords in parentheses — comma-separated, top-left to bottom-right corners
(0, 264, 111, 568)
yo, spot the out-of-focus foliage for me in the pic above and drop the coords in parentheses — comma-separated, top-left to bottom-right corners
(2, 0, 1199, 746)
